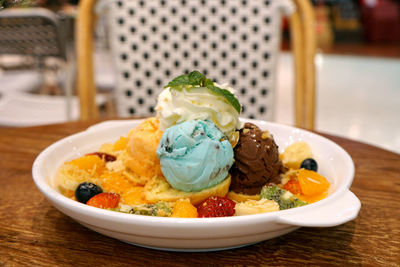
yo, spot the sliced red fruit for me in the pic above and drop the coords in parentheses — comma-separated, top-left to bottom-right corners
(197, 196, 236, 218)
(86, 192, 120, 209)
(283, 179, 302, 195)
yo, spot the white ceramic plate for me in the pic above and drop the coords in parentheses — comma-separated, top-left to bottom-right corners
(32, 119, 361, 251)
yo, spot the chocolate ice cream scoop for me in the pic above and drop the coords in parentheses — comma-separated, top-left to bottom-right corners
(229, 123, 287, 195)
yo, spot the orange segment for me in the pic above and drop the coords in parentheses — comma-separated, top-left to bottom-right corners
(297, 169, 330, 197)
(298, 191, 328, 203)
(69, 155, 105, 176)
(100, 171, 148, 205)
(171, 199, 198, 218)
(101, 171, 134, 194)
(122, 187, 149, 205)
(113, 136, 127, 151)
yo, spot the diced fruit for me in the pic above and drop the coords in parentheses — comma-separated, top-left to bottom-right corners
(75, 182, 103, 203)
(171, 199, 198, 218)
(197, 196, 236, 218)
(300, 158, 318, 172)
(283, 179, 302, 195)
(86, 152, 116, 162)
(61, 189, 75, 199)
(297, 169, 330, 197)
(122, 187, 148, 205)
(280, 142, 313, 169)
(124, 202, 173, 217)
(69, 155, 105, 175)
(260, 184, 307, 210)
(235, 199, 279, 216)
(86, 192, 120, 209)
(113, 136, 127, 151)
(298, 191, 328, 203)
(100, 171, 134, 195)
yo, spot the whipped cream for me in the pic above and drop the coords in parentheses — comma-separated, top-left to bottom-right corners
(155, 84, 242, 136)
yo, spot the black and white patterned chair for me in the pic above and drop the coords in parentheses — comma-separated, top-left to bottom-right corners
(78, 0, 317, 129)
(93, 0, 295, 121)
(83, 0, 294, 120)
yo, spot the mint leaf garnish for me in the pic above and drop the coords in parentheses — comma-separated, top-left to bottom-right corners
(165, 70, 241, 114)
(203, 78, 214, 88)
(188, 70, 206, 86)
(164, 74, 189, 88)
(206, 85, 242, 114)
(165, 70, 205, 88)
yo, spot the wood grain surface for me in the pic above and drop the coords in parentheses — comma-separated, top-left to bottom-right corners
(0, 120, 399, 266)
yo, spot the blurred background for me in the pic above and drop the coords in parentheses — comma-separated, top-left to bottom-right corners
(0, 0, 399, 154)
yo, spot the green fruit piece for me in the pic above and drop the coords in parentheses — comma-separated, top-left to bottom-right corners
(121, 202, 174, 217)
(260, 184, 307, 210)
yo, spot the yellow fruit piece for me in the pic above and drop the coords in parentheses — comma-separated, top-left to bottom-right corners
(171, 199, 198, 218)
(235, 199, 279, 216)
(59, 187, 75, 199)
(298, 169, 330, 197)
(281, 142, 313, 169)
(101, 171, 133, 194)
(101, 171, 149, 205)
(68, 155, 105, 176)
(298, 191, 328, 203)
(113, 136, 127, 151)
(123, 187, 149, 205)
(98, 143, 115, 154)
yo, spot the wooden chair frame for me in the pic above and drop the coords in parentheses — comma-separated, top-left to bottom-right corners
(76, 0, 316, 130)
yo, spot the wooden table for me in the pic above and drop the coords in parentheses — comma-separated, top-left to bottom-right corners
(1, 120, 399, 266)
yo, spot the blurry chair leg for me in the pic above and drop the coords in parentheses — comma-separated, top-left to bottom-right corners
(293, 0, 317, 130)
(101, 92, 117, 118)
(64, 60, 75, 121)
(64, 36, 76, 121)
(76, 0, 99, 120)
(290, 11, 306, 129)
(36, 56, 46, 94)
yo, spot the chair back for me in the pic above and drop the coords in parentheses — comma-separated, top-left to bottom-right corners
(101, 0, 294, 121)
(0, 8, 76, 125)
(77, 0, 316, 129)
(0, 8, 66, 60)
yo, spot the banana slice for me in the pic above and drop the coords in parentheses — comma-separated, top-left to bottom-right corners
(280, 142, 313, 169)
(235, 199, 279, 216)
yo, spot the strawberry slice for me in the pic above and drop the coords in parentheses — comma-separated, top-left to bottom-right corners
(87, 192, 120, 209)
(197, 196, 236, 218)
(283, 179, 302, 195)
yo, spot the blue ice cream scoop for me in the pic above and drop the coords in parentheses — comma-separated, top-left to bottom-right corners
(156, 120, 234, 192)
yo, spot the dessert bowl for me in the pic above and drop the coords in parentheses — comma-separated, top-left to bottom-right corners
(32, 119, 361, 251)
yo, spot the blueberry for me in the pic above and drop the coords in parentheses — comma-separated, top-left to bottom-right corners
(300, 158, 318, 172)
(75, 182, 103, 204)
